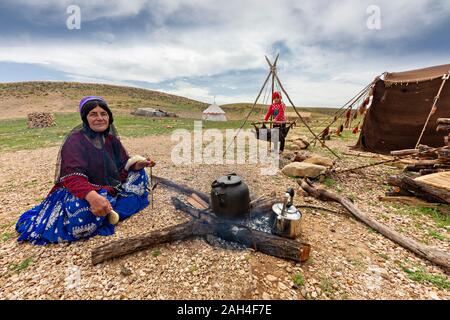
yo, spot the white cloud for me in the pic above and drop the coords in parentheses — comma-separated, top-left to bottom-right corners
(0, 0, 448, 106)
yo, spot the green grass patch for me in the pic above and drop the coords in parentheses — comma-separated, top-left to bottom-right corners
(9, 257, 33, 273)
(377, 253, 389, 261)
(323, 177, 336, 188)
(402, 266, 450, 290)
(409, 207, 450, 228)
(292, 272, 305, 287)
(2, 232, 14, 241)
(190, 264, 199, 273)
(428, 230, 449, 242)
(0, 113, 251, 152)
(319, 276, 336, 295)
(151, 250, 161, 257)
(0, 220, 16, 230)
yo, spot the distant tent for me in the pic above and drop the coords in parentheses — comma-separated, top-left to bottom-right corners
(356, 64, 450, 154)
(202, 103, 227, 121)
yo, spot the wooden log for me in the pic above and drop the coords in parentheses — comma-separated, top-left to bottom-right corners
(437, 124, 450, 133)
(387, 175, 450, 204)
(92, 197, 311, 265)
(155, 175, 210, 204)
(404, 164, 450, 172)
(445, 135, 449, 146)
(419, 169, 449, 175)
(378, 196, 440, 208)
(390, 149, 419, 157)
(92, 220, 212, 265)
(299, 179, 450, 270)
(172, 198, 311, 262)
(186, 196, 208, 210)
(191, 193, 209, 209)
(437, 118, 450, 125)
(437, 148, 450, 160)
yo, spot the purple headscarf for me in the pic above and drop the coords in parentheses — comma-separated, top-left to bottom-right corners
(79, 96, 106, 113)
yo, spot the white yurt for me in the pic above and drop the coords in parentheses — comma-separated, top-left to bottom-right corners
(202, 103, 227, 121)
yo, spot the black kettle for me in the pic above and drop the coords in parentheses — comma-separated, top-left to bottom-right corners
(210, 173, 250, 219)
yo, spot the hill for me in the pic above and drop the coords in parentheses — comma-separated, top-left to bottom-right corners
(0, 81, 341, 120)
(0, 81, 208, 120)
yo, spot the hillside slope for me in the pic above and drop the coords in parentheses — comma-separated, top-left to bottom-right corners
(0, 81, 208, 119)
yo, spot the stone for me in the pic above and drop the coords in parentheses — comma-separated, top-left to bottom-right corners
(278, 282, 288, 291)
(311, 291, 318, 298)
(262, 292, 271, 300)
(266, 275, 278, 282)
(429, 292, 440, 300)
(303, 154, 334, 168)
(281, 162, 327, 178)
(293, 141, 309, 150)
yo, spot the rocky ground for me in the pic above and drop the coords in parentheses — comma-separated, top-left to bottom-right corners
(0, 134, 449, 300)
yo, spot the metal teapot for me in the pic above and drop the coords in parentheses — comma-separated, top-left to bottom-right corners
(210, 173, 250, 219)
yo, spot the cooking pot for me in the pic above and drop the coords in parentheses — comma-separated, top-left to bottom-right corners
(210, 173, 250, 219)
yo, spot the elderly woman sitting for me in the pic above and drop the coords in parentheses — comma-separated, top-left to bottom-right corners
(16, 96, 155, 244)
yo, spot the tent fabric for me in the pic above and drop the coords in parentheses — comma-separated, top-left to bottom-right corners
(384, 64, 450, 84)
(203, 104, 226, 114)
(355, 65, 449, 154)
(202, 103, 227, 121)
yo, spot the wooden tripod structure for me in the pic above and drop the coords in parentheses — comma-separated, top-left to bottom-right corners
(227, 55, 341, 159)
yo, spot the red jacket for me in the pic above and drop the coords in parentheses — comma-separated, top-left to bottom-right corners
(264, 103, 286, 122)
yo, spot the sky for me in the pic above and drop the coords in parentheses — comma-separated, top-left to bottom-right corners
(0, 0, 449, 107)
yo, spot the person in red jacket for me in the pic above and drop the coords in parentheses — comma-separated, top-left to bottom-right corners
(264, 91, 287, 152)
(16, 96, 156, 244)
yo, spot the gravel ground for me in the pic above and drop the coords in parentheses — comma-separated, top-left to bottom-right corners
(0, 134, 449, 300)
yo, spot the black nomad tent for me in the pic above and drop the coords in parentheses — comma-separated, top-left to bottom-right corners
(356, 64, 450, 154)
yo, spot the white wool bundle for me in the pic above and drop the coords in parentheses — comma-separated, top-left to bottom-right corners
(125, 155, 147, 171)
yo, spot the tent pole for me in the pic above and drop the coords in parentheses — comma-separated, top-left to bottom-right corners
(225, 68, 273, 153)
(414, 71, 450, 149)
(273, 73, 341, 159)
(266, 54, 279, 152)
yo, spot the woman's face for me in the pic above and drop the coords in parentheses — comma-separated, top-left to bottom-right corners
(273, 97, 281, 104)
(87, 106, 109, 132)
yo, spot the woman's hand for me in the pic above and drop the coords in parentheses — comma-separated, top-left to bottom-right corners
(85, 190, 112, 217)
(133, 158, 156, 171)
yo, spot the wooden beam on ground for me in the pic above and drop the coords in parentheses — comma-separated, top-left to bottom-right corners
(298, 179, 450, 270)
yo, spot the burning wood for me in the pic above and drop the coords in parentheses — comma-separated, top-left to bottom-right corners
(91, 177, 311, 265)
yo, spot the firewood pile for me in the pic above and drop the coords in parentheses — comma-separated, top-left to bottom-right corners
(390, 118, 450, 176)
(27, 112, 56, 128)
(385, 118, 450, 205)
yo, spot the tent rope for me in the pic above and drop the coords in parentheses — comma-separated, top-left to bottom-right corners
(273, 72, 342, 159)
(414, 71, 450, 149)
(309, 75, 382, 145)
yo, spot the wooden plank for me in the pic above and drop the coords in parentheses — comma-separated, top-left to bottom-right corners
(190, 193, 209, 209)
(415, 172, 450, 193)
(437, 118, 450, 125)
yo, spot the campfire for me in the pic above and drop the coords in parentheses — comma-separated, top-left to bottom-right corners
(91, 175, 311, 265)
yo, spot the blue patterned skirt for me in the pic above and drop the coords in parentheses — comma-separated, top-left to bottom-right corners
(16, 169, 149, 245)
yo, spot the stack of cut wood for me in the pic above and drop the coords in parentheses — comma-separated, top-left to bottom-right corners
(386, 174, 450, 204)
(27, 112, 55, 128)
(390, 118, 450, 176)
(385, 118, 450, 204)
(437, 118, 450, 146)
